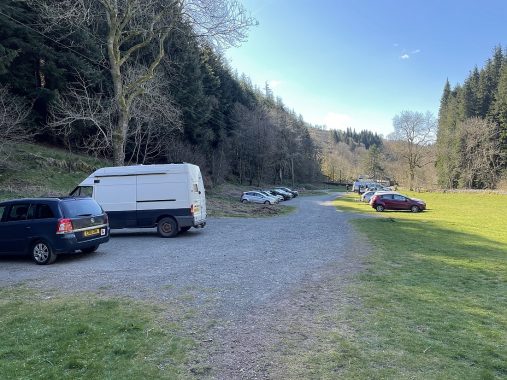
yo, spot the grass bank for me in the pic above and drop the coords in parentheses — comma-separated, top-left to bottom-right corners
(0, 286, 192, 379)
(299, 191, 507, 379)
(0, 143, 106, 201)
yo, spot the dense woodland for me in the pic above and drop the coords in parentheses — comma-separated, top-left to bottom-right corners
(2, 1, 506, 190)
(0, 0, 320, 186)
(437, 46, 507, 189)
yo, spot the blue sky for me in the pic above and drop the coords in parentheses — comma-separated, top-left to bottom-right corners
(225, 0, 507, 136)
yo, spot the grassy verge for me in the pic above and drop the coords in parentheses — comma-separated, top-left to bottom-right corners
(0, 286, 192, 379)
(207, 183, 299, 218)
(0, 143, 107, 200)
(298, 191, 507, 378)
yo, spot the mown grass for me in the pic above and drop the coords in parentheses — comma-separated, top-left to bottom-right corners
(0, 286, 192, 379)
(297, 191, 507, 379)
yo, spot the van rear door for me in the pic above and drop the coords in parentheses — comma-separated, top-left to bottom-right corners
(191, 169, 206, 223)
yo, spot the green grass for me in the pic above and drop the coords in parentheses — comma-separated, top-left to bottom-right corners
(295, 191, 507, 379)
(0, 287, 192, 379)
(0, 143, 107, 200)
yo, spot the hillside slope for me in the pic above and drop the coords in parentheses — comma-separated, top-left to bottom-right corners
(0, 143, 107, 201)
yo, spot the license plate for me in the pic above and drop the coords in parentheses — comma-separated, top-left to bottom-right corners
(84, 228, 100, 237)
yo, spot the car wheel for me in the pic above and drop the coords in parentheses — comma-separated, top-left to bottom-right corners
(264, 201, 270, 205)
(241, 199, 248, 203)
(81, 245, 99, 254)
(180, 226, 191, 233)
(32, 240, 57, 265)
(411, 205, 420, 213)
(375, 204, 385, 212)
(157, 217, 178, 238)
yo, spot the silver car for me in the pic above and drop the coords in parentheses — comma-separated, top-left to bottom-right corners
(241, 191, 279, 205)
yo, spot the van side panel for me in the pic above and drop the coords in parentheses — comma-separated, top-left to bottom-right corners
(136, 173, 190, 227)
(94, 176, 137, 228)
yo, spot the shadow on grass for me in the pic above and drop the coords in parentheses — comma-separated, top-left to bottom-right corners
(343, 216, 507, 378)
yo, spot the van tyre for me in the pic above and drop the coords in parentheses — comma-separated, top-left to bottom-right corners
(82, 245, 99, 253)
(32, 241, 57, 265)
(158, 217, 178, 238)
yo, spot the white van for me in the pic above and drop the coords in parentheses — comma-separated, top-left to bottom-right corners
(71, 164, 206, 237)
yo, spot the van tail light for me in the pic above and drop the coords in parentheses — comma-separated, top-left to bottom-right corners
(190, 204, 194, 215)
(56, 218, 74, 234)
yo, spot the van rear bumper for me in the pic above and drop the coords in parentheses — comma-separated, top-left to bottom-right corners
(176, 216, 206, 228)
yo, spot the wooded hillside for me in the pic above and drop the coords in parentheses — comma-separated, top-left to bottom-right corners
(0, 0, 321, 186)
(437, 46, 507, 189)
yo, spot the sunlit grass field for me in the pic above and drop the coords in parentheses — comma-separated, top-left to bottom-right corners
(319, 191, 507, 379)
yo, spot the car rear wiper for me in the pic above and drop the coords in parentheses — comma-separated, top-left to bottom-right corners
(77, 213, 93, 217)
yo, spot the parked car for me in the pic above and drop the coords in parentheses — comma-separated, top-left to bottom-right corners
(272, 189, 293, 200)
(367, 185, 391, 192)
(0, 197, 110, 265)
(361, 190, 395, 203)
(241, 191, 279, 205)
(263, 190, 284, 202)
(370, 192, 426, 212)
(360, 190, 377, 203)
(277, 187, 298, 197)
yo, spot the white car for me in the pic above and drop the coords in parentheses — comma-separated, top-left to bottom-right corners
(262, 190, 284, 202)
(361, 190, 399, 203)
(240, 191, 279, 205)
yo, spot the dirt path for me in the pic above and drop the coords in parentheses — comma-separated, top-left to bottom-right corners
(187, 194, 371, 379)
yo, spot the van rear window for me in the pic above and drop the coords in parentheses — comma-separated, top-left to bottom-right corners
(61, 199, 103, 217)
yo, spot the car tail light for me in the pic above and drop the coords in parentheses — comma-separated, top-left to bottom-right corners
(103, 213, 108, 224)
(56, 218, 74, 234)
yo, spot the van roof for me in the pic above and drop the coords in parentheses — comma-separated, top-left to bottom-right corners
(90, 163, 196, 177)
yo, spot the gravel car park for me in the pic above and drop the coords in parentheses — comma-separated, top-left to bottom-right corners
(0, 192, 366, 379)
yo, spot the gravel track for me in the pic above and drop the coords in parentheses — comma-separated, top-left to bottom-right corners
(0, 192, 371, 379)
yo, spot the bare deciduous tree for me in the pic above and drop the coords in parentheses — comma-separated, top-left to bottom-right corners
(35, 0, 256, 165)
(389, 110, 437, 190)
(48, 70, 181, 162)
(0, 85, 31, 165)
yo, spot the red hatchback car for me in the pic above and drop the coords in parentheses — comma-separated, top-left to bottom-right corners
(370, 192, 426, 212)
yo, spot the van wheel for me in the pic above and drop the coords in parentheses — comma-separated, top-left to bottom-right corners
(158, 217, 178, 238)
(82, 245, 99, 253)
(180, 226, 191, 233)
(32, 241, 57, 265)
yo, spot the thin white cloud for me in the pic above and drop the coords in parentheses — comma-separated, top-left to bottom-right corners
(411, 49, 421, 54)
(322, 112, 353, 130)
(400, 54, 410, 60)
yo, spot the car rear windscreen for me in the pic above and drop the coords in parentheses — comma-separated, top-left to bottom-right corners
(61, 199, 103, 218)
